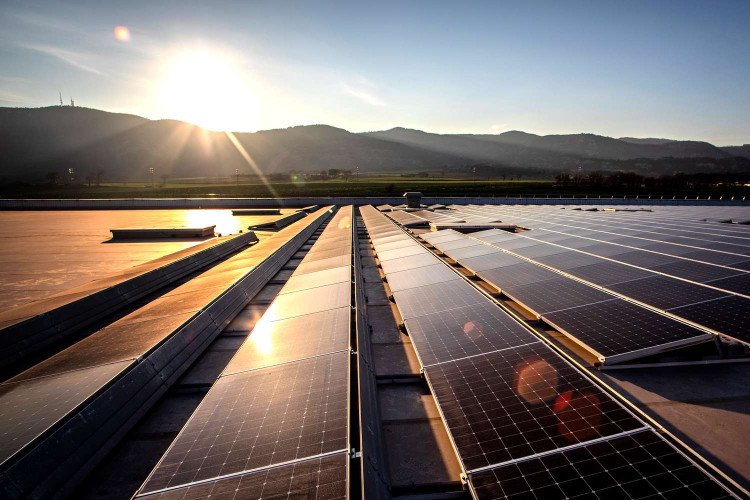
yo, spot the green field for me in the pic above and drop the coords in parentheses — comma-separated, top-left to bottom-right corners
(1, 175, 747, 199)
(0, 177, 558, 198)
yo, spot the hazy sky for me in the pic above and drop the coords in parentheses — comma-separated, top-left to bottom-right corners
(1, 1, 749, 144)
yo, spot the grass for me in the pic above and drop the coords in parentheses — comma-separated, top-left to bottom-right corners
(1, 176, 746, 199)
(0, 178, 557, 198)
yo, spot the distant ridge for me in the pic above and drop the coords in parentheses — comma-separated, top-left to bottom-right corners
(0, 106, 748, 182)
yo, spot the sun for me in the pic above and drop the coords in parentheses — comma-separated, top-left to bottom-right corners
(157, 49, 257, 131)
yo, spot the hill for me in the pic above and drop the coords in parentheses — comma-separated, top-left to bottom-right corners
(0, 107, 469, 181)
(722, 145, 750, 160)
(0, 106, 748, 182)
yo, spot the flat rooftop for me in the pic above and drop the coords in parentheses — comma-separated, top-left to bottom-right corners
(0, 209, 292, 310)
(0, 201, 748, 500)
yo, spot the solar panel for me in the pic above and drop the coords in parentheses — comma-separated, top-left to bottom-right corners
(542, 300, 711, 363)
(668, 296, 750, 342)
(445, 244, 505, 260)
(375, 238, 420, 252)
(705, 273, 750, 295)
(371, 234, 410, 245)
(533, 252, 603, 270)
(280, 266, 350, 295)
(622, 275, 732, 307)
(650, 261, 741, 284)
(420, 232, 466, 244)
(469, 430, 732, 499)
(502, 277, 615, 315)
(477, 263, 555, 289)
(137, 453, 348, 499)
(703, 242, 750, 254)
(224, 307, 351, 375)
(435, 238, 481, 251)
(139, 352, 349, 493)
(263, 282, 350, 321)
(303, 247, 351, 261)
(293, 255, 351, 275)
(379, 252, 441, 274)
(376, 245, 429, 262)
(680, 250, 749, 267)
(385, 263, 460, 293)
(392, 280, 486, 320)
(517, 244, 569, 258)
(424, 343, 644, 471)
(642, 242, 701, 255)
(460, 253, 521, 273)
(0, 360, 131, 465)
(579, 243, 635, 257)
(609, 251, 680, 269)
(562, 261, 653, 286)
(403, 301, 540, 366)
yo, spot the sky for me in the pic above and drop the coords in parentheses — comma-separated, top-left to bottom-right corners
(0, 0, 749, 144)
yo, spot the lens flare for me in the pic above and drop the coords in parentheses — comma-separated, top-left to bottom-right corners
(462, 321, 482, 341)
(514, 358, 558, 405)
(114, 26, 131, 42)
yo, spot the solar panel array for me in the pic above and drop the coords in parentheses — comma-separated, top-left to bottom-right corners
(136, 207, 354, 499)
(0, 207, 334, 479)
(421, 230, 712, 364)
(443, 205, 750, 344)
(360, 206, 733, 499)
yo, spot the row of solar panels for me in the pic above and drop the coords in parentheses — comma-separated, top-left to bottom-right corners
(454, 227, 748, 345)
(448, 205, 750, 341)
(496, 204, 750, 251)
(0, 207, 333, 498)
(454, 205, 750, 271)
(0, 230, 258, 367)
(359, 206, 735, 499)
(422, 229, 724, 364)
(133, 207, 355, 499)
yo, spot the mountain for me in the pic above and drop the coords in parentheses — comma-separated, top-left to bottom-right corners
(0, 106, 748, 182)
(619, 137, 676, 145)
(466, 131, 728, 160)
(366, 127, 743, 173)
(721, 145, 750, 160)
(0, 107, 468, 181)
